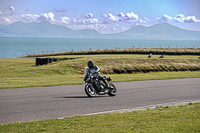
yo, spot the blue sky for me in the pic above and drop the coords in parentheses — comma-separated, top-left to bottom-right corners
(0, 0, 200, 33)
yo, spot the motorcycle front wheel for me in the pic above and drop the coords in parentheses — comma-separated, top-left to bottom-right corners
(108, 83, 117, 96)
(85, 83, 96, 97)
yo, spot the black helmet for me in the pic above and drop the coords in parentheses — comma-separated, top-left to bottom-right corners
(87, 61, 94, 68)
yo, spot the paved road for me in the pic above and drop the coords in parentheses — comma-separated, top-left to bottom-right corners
(0, 78, 200, 124)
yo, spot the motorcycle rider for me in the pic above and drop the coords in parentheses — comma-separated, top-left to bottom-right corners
(84, 61, 109, 91)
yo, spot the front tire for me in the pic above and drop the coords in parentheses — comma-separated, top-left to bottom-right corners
(85, 83, 96, 97)
(108, 83, 117, 96)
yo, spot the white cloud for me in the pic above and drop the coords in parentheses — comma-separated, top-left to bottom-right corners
(117, 12, 125, 18)
(9, 6, 15, 14)
(157, 14, 200, 23)
(38, 12, 55, 22)
(60, 16, 99, 25)
(2, 5, 200, 34)
(111, 25, 129, 33)
(84, 18, 99, 24)
(122, 12, 138, 20)
(4, 5, 15, 15)
(71, 18, 85, 25)
(21, 12, 55, 23)
(184, 16, 200, 23)
(174, 14, 185, 23)
(157, 15, 173, 22)
(121, 26, 127, 31)
(102, 13, 119, 23)
(59, 12, 143, 33)
(142, 17, 148, 21)
(85, 13, 94, 19)
(0, 5, 15, 21)
(21, 14, 39, 22)
(60, 16, 70, 24)
(0, 16, 11, 23)
(140, 17, 148, 23)
(117, 12, 139, 23)
(101, 12, 140, 24)
(70, 23, 108, 32)
(176, 15, 200, 23)
(0, 6, 16, 24)
(70, 23, 129, 34)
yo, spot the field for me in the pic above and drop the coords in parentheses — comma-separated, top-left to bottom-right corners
(0, 50, 200, 89)
(1, 49, 200, 132)
(1, 102, 199, 132)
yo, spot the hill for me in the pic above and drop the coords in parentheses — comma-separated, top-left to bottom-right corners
(0, 22, 101, 38)
(0, 22, 200, 40)
(105, 23, 200, 40)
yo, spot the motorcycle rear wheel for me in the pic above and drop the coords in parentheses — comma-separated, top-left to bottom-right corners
(85, 83, 96, 97)
(108, 83, 117, 96)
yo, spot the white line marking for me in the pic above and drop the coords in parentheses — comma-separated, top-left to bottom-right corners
(57, 99, 200, 119)
(83, 99, 200, 115)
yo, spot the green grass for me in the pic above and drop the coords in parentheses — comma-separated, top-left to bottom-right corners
(1, 52, 200, 132)
(1, 54, 200, 89)
(1, 102, 200, 132)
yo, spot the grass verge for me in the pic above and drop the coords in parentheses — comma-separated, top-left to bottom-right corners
(0, 54, 200, 89)
(1, 102, 199, 132)
(1, 71, 200, 89)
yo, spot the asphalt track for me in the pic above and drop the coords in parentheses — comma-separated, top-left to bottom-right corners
(0, 78, 200, 124)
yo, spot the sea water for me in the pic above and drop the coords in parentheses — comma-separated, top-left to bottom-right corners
(0, 37, 200, 58)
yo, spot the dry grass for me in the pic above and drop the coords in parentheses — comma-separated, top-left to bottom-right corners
(1, 54, 200, 89)
(21, 48, 200, 58)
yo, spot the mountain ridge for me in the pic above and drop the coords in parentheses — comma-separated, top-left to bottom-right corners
(0, 21, 101, 38)
(0, 22, 200, 40)
(104, 23, 200, 40)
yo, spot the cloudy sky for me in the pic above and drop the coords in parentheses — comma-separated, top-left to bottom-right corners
(0, 0, 200, 34)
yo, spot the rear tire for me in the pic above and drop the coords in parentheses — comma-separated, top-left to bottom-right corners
(108, 83, 117, 96)
(85, 83, 96, 97)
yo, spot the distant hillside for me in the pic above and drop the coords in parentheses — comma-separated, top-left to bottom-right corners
(104, 23, 200, 40)
(0, 22, 200, 40)
(0, 22, 101, 38)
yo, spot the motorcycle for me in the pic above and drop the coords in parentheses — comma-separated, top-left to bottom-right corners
(84, 74, 117, 97)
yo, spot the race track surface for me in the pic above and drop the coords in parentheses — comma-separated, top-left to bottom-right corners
(0, 78, 200, 124)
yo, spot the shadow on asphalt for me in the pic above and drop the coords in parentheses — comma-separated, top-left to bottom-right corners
(53, 95, 108, 99)
(53, 96, 89, 99)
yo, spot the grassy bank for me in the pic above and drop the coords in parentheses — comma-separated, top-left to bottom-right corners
(1, 102, 199, 132)
(22, 48, 200, 57)
(1, 54, 200, 89)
